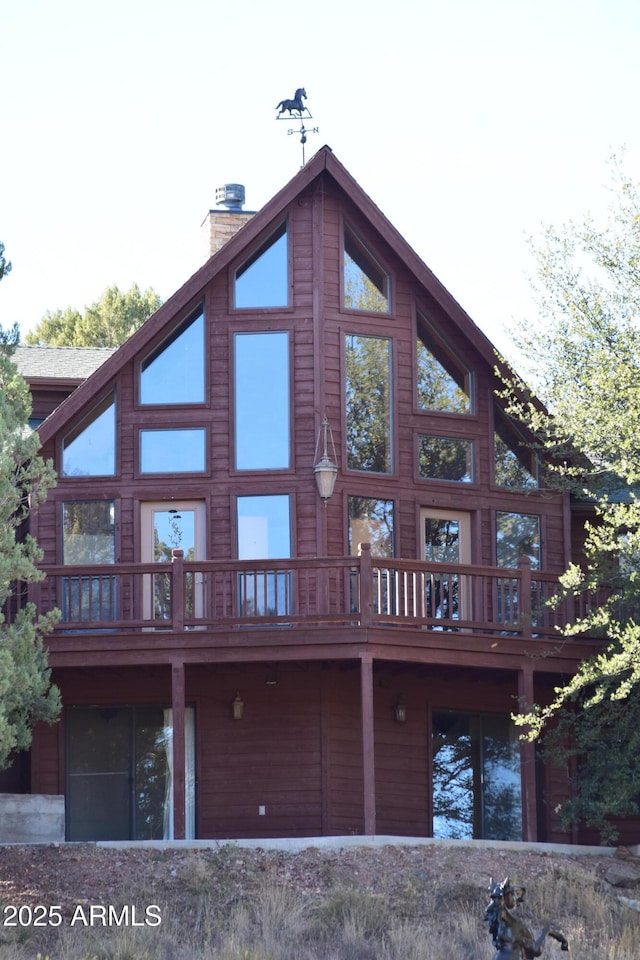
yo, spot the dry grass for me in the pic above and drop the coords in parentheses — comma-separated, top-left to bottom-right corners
(1, 844, 639, 959)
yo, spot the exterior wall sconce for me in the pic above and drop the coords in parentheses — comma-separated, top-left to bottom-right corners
(232, 693, 244, 720)
(314, 416, 338, 502)
(393, 698, 407, 724)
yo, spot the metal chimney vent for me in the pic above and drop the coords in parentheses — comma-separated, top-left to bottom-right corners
(216, 184, 246, 211)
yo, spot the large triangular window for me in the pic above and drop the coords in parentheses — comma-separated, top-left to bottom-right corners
(416, 310, 472, 413)
(234, 221, 288, 309)
(140, 308, 204, 405)
(494, 407, 538, 489)
(343, 225, 390, 313)
(62, 394, 115, 477)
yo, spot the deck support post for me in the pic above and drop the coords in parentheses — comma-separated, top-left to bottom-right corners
(518, 664, 538, 842)
(171, 660, 186, 840)
(360, 653, 376, 835)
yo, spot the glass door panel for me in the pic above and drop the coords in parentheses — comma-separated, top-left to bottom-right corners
(141, 502, 205, 625)
(67, 708, 130, 840)
(420, 509, 470, 621)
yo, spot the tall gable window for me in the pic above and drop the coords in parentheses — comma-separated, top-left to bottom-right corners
(62, 394, 115, 477)
(416, 310, 472, 413)
(234, 332, 289, 470)
(343, 225, 390, 313)
(234, 221, 288, 309)
(494, 408, 538, 489)
(140, 309, 204, 405)
(345, 334, 392, 474)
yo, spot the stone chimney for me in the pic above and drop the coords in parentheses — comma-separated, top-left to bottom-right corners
(201, 184, 256, 260)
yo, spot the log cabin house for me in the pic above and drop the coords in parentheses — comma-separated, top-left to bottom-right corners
(3, 146, 614, 844)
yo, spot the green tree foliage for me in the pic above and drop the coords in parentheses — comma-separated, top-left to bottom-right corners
(0, 242, 11, 282)
(0, 321, 60, 770)
(25, 283, 162, 347)
(506, 158, 640, 840)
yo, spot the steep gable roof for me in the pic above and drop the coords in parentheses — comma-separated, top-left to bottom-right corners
(38, 145, 508, 444)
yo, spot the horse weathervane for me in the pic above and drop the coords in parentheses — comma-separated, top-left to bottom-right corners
(275, 87, 318, 165)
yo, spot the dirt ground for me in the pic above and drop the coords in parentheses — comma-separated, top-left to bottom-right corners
(0, 839, 619, 915)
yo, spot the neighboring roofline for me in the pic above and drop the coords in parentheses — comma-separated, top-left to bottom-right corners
(37, 145, 517, 443)
(24, 376, 86, 388)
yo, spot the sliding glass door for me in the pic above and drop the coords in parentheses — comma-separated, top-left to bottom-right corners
(67, 706, 195, 841)
(432, 710, 522, 841)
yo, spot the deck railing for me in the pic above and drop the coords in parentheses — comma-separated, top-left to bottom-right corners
(12, 544, 588, 641)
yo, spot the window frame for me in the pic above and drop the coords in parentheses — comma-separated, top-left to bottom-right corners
(137, 426, 209, 477)
(232, 329, 292, 473)
(344, 331, 394, 476)
(60, 392, 117, 479)
(492, 406, 539, 490)
(415, 307, 474, 415)
(341, 221, 392, 315)
(138, 306, 207, 408)
(417, 433, 476, 484)
(231, 219, 291, 312)
(347, 496, 395, 558)
(495, 510, 542, 570)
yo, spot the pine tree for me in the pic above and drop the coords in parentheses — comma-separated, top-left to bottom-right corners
(0, 307, 60, 770)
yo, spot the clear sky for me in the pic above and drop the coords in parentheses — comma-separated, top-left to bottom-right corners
(2, 0, 639, 358)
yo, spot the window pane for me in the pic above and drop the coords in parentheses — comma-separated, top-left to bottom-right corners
(494, 410, 537, 489)
(418, 436, 474, 482)
(234, 332, 289, 470)
(481, 714, 523, 841)
(140, 428, 206, 473)
(416, 312, 471, 413)
(237, 495, 291, 616)
(237, 495, 291, 559)
(345, 334, 392, 473)
(67, 707, 131, 841)
(135, 707, 170, 840)
(63, 501, 115, 564)
(344, 226, 389, 312)
(140, 310, 204, 405)
(348, 497, 394, 557)
(62, 395, 115, 477)
(432, 711, 522, 841)
(234, 222, 288, 308)
(423, 518, 461, 564)
(496, 512, 540, 569)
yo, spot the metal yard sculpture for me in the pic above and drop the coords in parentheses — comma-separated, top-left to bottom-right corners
(484, 877, 570, 959)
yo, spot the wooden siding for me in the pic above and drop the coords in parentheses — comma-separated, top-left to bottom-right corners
(26, 661, 584, 841)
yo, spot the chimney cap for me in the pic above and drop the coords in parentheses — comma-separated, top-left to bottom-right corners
(216, 184, 246, 211)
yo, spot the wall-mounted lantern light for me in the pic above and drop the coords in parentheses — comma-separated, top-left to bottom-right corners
(393, 698, 407, 724)
(232, 692, 244, 720)
(314, 416, 338, 502)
